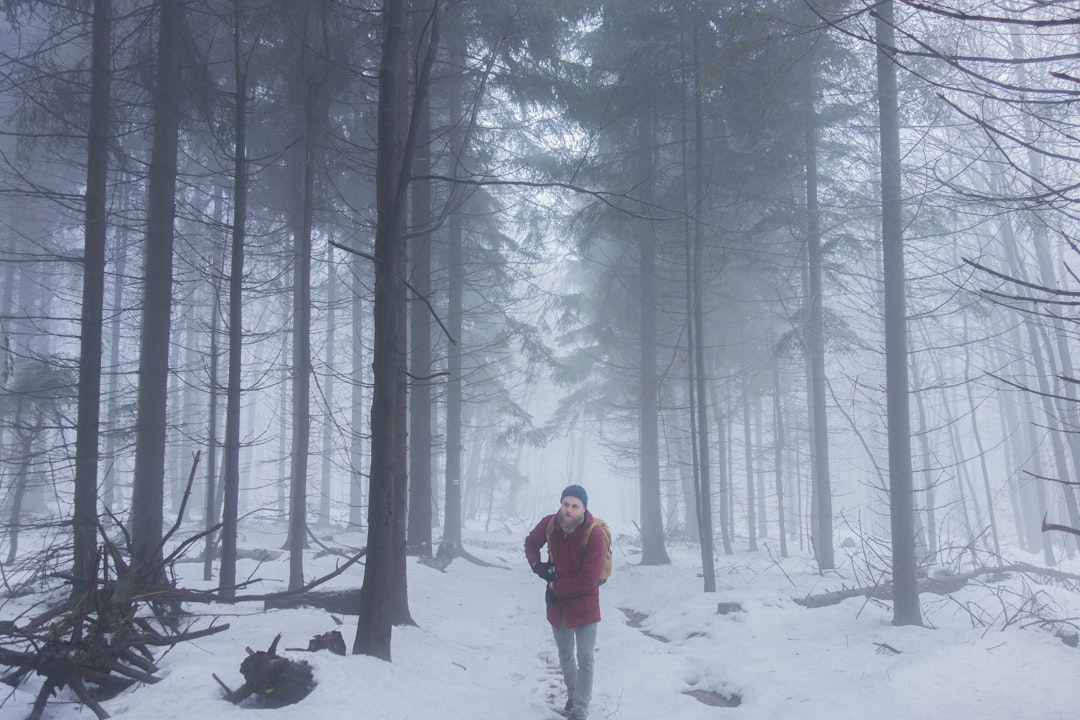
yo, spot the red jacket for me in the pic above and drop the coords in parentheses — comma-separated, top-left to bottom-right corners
(524, 511, 605, 629)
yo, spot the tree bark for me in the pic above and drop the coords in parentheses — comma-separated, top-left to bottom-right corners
(743, 378, 756, 552)
(320, 241, 337, 526)
(688, 11, 714, 590)
(803, 68, 834, 570)
(442, 22, 465, 550)
(349, 250, 366, 529)
(130, 0, 184, 581)
(219, 2, 248, 598)
(875, 0, 922, 626)
(406, 6, 434, 557)
(354, 0, 409, 660)
(636, 99, 670, 566)
(72, 0, 111, 597)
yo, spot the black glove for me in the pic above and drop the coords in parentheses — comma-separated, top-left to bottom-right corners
(545, 585, 557, 604)
(532, 561, 557, 582)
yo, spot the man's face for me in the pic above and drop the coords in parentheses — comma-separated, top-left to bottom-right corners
(559, 496, 585, 526)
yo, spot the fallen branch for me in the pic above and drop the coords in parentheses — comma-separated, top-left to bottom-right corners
(1042, 513, 1080, 538)
(175, 547, 367, 606)
(794, 563, 1080, 608)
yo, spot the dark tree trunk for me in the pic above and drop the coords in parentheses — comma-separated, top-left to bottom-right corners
(287, 74, 317, 591)
(875, 0, 922, 627)
(102, 210, 126, 514)
(72, 0, 111, 598)
(391, 41, 412, 623)
(219, 3, 248, 598)
(688, 11, 714, 590)
(320, 241, 337, 526)
(130, 0, 184, 581)
(406, 14, 434, 557)
(442, 23, 465, 550)
(354, 0, 409, 661)
(204, 217, 222, 583)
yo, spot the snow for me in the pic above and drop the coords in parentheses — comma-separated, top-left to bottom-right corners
(2, 521, 1079, 720)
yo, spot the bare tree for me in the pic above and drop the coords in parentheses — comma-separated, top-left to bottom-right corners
(129, 0, 185, 585)
(875, 0, 922, 627)
(71, 0, 111, 598)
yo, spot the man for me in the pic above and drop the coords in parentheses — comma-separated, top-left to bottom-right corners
(524, 485, 606, 720)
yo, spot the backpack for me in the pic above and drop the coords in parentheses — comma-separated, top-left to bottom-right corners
(546, 515, 613, 585)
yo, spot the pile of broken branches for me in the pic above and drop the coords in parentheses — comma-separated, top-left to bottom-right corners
(0, 539, 229, 720)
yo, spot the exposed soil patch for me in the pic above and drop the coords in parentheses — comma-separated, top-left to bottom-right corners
(618, 607, 670, 643)
(684, 688, 742, 707)
(619, 607, 647, 628)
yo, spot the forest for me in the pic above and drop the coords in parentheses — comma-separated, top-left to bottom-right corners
(1, 0, 1079, 698)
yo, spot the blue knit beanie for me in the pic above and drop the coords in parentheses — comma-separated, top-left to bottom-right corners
(560, 484, 588, 508)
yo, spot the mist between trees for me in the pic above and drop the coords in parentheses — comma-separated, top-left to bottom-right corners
(1, 0, 1079, 659)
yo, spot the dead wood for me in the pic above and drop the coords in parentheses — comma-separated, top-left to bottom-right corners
(1, 459, 232, 720)
(285, 630, 347, 656)
(793, 563, 1080, 608)
(418, 538, 508, 571)
(263, 589, 361, 615)
(217, 633, 316, 708)
(1042, 513, 1080, 538)
(175, 547, 366, 607)
(0, 543, 230, 720)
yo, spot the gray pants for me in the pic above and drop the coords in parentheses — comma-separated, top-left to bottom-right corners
(553, 620, 598, 720)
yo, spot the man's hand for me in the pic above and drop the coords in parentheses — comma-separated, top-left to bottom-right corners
(532, 561, 558, 582)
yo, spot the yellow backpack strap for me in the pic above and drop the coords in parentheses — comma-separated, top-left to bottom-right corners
(581, 519, 595, 551)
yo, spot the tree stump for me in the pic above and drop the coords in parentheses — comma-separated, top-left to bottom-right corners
(217, 634, 316, 708)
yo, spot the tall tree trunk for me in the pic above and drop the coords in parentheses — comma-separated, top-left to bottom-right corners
(204, 213, 223, 582)
(320, 242, 337, 526)
(102, 193, 127, 515)
(219, 7, 248, 598)
(910, 348, 936, 560)
(755, 398, 767, 540)
(391, 99, 413, 627)
(636, 100, 670, 566)
(130, 0, 184, 582)
(72, 0, 111, 597)
(442, 23, 465, 551)
(744, 378, 757, 552)
(773, 361, 788, 558)
(1010, 28, 1080, 555)
(287, 77, 317, 591)
(688, 12, 714, 590)
(875, 0, 922, 626)
(996, 191, 1069, 563)
(354, 0, 410, 660)
(6, 402, 35, 564)
(349, 250, 365, 529)
(709, 382, 732, 555)
(407, 25, 434, 556)
(803, 69, 834, 571)
(961, 315, 1000, 557)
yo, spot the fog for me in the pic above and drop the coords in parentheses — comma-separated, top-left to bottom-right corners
(0, 0, 1078, 676)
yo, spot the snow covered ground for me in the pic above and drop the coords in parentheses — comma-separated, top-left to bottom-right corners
(1, 520, 1078, 720)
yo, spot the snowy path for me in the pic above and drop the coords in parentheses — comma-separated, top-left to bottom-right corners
(2, 525, 1079, 720)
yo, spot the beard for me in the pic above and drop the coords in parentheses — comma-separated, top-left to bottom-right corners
(558, 508, 583, 534)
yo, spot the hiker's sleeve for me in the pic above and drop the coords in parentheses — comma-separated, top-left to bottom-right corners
(552, 524, 606, 598)
(524, 517, 548, 566)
